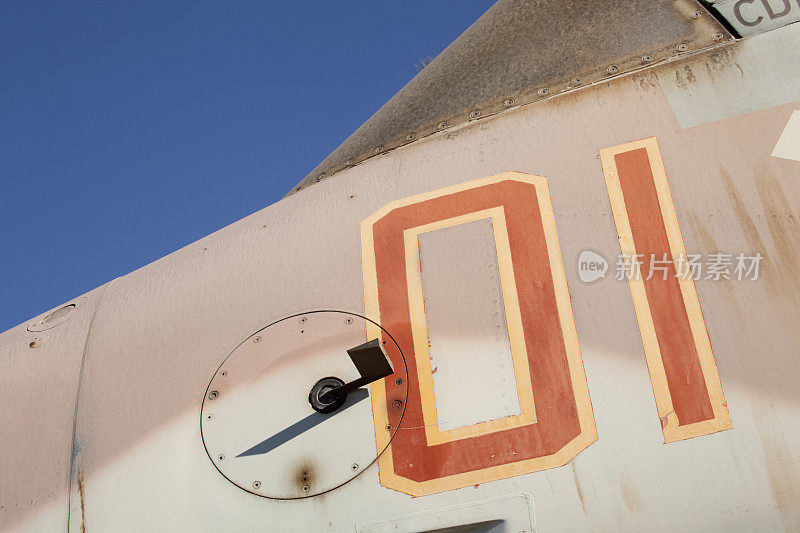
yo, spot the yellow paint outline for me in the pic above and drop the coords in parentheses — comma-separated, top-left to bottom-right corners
(361, 171, 597, 496)
(403, 206, 537, 445)
(599, 137, 731, 443)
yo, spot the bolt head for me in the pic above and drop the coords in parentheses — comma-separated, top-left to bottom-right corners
(537, 88, 548, 96)
(691, 10, 702, 18)
(503, 98, 514, 107)
(469, 110, 479, 119)
(607, 65, 619, 74)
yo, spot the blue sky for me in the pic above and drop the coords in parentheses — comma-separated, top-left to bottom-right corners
(0, 1, 494, 331)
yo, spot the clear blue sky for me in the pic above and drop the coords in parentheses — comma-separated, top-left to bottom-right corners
(0, 1, 494, 331)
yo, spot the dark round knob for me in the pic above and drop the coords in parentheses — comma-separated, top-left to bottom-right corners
(308, 377, 346, 413)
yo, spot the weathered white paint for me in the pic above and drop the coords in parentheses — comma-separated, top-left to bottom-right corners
(1, 19, 799, 533)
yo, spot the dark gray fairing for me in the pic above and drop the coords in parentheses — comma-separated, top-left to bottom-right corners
(288, 0, 731, 194)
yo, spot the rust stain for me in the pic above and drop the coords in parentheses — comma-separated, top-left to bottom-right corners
(570, 461, 587, 515)
(686, 210, 739, 315)
(619, 472, 643, 513)
(750, 394, 800, 528)
(78, 471, 86, 533)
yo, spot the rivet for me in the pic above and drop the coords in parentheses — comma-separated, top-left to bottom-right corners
(406, 132, 415, 141)
(395, 378, 403, 385)
(607, 65, 619, 74)
(345, 158, 354, 166)
(537, 88, 548, 97)
(571, 76, 582, 85)
(208, 390, 219, 400)
(677, 43, 689, 52)
(691, 10, 702, 18)
(392, 400, 403, 409)
(469, 110, 480, 119)
(253, 336, 261, 343)
(301, 485, 310, 492)
(218, 454, 225, 461)
(503, 98, 514, 107)
(351, 463, 359, 471)
(373, 146, 384, 155)
(299, 317, 307, 324)
(714, 32, 724, 40)
(253, 481, 261, 489)
(316, 173, 325, 182)
(642, 55, 653, 63)
(345, 317, 353, 325)
(385, 424, 392, 430)
(220, 370, 227, 377)
(206, 414, 213, 420)
(438, 121, 447, 130)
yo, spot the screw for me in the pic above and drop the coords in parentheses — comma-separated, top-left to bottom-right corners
(253, 336, 261, 343)
(385, 424, 392, 430)
(218, 454, 225, 461)
(301, 485, 310, 492)
(571, 76, 582, 85)
(206, 414, 213, 420)
(345, 317, 353, 325)
(253, 481, 261, 489)
(503, 98, 514, 107)
(677, 43, 689, 52)
(537, 88, 548, 97)
(691, 10, 702, 18)
(351, 463, 359, 471)
(345, 158, 354, 166)
(714, 32, 724, 40)
(469, 110, 480, 119)
(438, 121, 447, 130)
(220, 370, 227, 377)
(373, 146, 384, 155)
(299, 317, 307, 324)
(395, 378, 403, 385)
(406, 132, 415, 141)
(208, 390, 219, 400)
(392, 400, 403, 409)
(642, 55, 653, 63)
(607, 65, 619, 74)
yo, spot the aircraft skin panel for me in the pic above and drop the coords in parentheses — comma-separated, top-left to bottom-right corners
(2, 21, 800, 533)
(0, 284, 108, 532)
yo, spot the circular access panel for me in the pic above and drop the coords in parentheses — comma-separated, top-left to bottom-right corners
(200, 311, 407, 499)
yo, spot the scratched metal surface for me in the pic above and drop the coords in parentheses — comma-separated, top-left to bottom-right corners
(1, 23, 799, 533)
(289, 0, 731, 194)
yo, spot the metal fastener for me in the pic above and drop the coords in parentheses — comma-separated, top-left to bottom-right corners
(537, 88, 548, 97)
(218, 454, 225, 461)
(677, 43, 689, 52)
(714, 32, 724, 40)
(206, 414, 213, 420)
(208, 390, 219, 400)
(391, 400, 403, 409)
(691, 10, 702, 18)
(406, 132, 415, 141)
(301, 485, 310, 492)
(503, 98, 514, 107)
(220, 370, 227, 377)
(345, 158, 354, 166)
(351, 463, 359, 471)
(316, 173, 325, 182)
(253, 336, 261, 343)
(373, 146, 384, 155)
(642, 55, 653, 63)
(385, 424, 392, 430)
(395, 378, 403, 385)
(571, 76, 582, 85)
(438, 121, 447, 130)
(253, 481, 261, 489)
(345, 317, 353, 325)
(607, 65, 619, 74)
(299, 317, 307, 324)
(469, 110, 480, 119)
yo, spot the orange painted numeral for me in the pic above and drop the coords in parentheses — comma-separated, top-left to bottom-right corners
(599, 138, 731, 442)
(361, 172, 596, 496)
